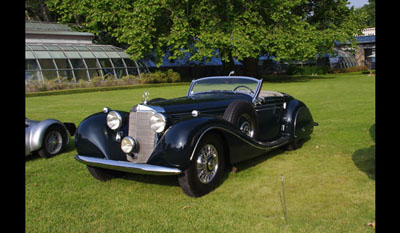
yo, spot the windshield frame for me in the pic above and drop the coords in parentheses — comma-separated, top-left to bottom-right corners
(187, 76, 263, 101)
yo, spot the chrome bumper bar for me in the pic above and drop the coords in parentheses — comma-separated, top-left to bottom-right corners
(75, 155, 182, 176)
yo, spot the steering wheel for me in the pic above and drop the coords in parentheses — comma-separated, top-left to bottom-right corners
(233, 85, 254, 95)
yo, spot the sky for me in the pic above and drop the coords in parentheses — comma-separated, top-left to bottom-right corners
(348, 0, 369, 8)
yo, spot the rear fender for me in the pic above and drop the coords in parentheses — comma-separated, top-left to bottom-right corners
(284, 99, 314, 140)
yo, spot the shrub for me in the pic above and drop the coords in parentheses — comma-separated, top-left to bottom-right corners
(25, 70, 181, 93)
(140, 69, 181, 84)
(90, 76, 103, 87)
(331, 65, 369, 74)
(287, 65, 329, 75)
(121, 75, 140, 85)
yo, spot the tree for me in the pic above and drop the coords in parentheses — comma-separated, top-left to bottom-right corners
(26, 0, 58, 21)
(46, 0, 362, 76)
(354, 0, 375, 28)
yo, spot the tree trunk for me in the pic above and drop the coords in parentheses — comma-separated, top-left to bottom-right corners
(243, 57, 259, 78)
(221, 51, 236, 76)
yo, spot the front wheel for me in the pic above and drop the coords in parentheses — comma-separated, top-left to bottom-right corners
(38, 124, 66, 158)
(178, 133, 226, 197)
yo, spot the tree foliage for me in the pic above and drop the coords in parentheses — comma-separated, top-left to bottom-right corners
(354, 0, 375, 28)
(46, 0, 363, 71)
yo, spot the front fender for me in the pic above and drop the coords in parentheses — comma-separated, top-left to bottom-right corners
(148, 116, 268, 170)
(74, 111, 129, 160)
(27, 119, 68, 155)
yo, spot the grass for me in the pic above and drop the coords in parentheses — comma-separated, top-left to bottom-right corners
(25, 72, 375, 232)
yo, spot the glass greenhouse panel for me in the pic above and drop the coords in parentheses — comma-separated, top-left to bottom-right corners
(127, 67, 139, 75)
(70, 59, 86, 69)
(79, 51, 95, 58)
(26, 51, 35, 59)
(38, 59, 56, 70)
(58, 70, 74, 81)
(98, 59, 112, 68)
(73, 69, 89, 81)
(26, 59, 39, 70)
(35, 51, 51, 59)
(111, 58, 125, 68)
(49, 51, 67, 59)
(115, 68, 127, 79)
(123, 59, 137, 68)
(65, 51, 82, 59)
(88, 69, 103, 79)
(92, 51, 108, 58)
(102, 68, 115, 77)
(60, 46, 76, 51)
(25, 71, 41, 82)
(55, 59, 72, 69)
(42, 70, 59, 81)
(84, 59, 100, 69)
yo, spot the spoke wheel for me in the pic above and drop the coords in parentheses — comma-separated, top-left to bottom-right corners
(44, 130, 63, 155)
(196, 144, 219, 184)
(38, 125, 66, 158)
(178, 133, 226, 197)
(238, 114, 255, 137)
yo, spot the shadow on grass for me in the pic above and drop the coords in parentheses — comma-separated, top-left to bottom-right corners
(352, 124, 375, 180)
(117, 147, 290, 188)
(121, 173, 180, 187)
(231, 147, 287, 173)
(261, 74, 337, 83)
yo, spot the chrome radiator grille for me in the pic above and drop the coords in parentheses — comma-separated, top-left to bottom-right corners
(128, 111, 156, 163)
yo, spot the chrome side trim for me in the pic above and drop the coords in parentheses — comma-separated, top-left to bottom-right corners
(75, 155, 181, 176)
(189, 126, 290, 160)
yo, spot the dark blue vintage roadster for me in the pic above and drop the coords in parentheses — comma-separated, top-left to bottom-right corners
(75, 76, 316, 197)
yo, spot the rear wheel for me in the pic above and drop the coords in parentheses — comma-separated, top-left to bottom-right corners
(178, 133, 226, 197)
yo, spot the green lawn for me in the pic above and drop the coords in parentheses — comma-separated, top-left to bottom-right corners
(25, 73, 375, 232)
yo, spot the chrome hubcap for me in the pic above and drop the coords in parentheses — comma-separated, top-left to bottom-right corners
(238, 114, 254, 137)
(196, 144, 219, 184)
(45, 130, 63, 154)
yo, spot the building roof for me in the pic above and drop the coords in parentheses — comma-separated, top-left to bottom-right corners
(26, 21, 74, 32)
(25, 44, 130, 60)
(26, 21, 95, 44)
(355, 35, 375, 44)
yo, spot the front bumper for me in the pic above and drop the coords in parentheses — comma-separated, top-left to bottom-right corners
(75, 155, 182, 176)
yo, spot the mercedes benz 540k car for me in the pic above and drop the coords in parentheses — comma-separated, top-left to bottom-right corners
(74, 76, 317, 197)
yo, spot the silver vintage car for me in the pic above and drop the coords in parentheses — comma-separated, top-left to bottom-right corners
(25, 118, 76, 158)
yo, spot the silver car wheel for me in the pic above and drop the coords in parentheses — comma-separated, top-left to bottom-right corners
(196, 144, 219, 184)
(238, 114, 254, 137)
(44, 130, 63, 155)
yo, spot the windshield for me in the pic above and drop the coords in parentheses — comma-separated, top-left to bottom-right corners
(187, 76, 262, 98)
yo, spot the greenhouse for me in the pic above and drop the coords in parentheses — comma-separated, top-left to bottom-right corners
(25, 44, 148, 83)
(25, 21, 148, 83)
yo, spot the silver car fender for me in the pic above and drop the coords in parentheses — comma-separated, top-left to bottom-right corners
(25, 119, 70, 156)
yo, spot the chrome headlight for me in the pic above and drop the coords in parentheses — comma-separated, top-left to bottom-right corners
(150, 113, 166, 133)
(106, 111, 122, 130)
(121, 136, 136, 154)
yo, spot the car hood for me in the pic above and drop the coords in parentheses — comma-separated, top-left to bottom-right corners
(148, 93, 251, 115)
